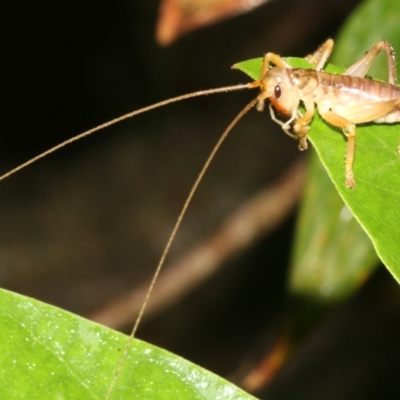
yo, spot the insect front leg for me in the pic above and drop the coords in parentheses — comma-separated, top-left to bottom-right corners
(293, 98, 316, 150)
(344, 40, 397, 84)
(260, 52, 291, 79)
(268, 105, 295, 137)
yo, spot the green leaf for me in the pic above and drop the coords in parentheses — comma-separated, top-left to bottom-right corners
(287, 0, 400, 325)
(233, 57, 312, 80)
(289, 154, 378, 304)
(0, 288, 256, 400)
(309, 106, 400, 279)
(328, 0, 400, 283)
(234, 54, 400, 282)
(234, 57, 379, 328)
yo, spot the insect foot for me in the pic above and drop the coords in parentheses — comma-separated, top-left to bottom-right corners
(297, 136, 308, 151)
(345, 171, 356, 190)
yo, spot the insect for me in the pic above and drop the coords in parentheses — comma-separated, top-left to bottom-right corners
(254, 38, 400, 189)
(2, 40, 399, 188)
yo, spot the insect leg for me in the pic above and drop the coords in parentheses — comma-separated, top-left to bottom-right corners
(332, 98, 400, 124)
(293, 98, 316, 150)
(268, 104, 298, 140)
(260, 52, 291, 79)
(305, 38, 334, 70)
(343, 125, 357, 189)
(317, 109, 357, 188)
(344, 41, 397, 84)
(320, 98, 400, 188)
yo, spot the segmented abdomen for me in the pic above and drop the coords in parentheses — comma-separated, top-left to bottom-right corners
(291, 69, 400, 123)
(317, 71, 400, 103)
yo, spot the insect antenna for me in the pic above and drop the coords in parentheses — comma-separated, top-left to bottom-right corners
(0, 75, 262, 398)
(105, 95, 260, 399)
(0, 83, 255, 182)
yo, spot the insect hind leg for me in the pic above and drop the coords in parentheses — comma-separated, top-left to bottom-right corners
(344, 41, 397, 84)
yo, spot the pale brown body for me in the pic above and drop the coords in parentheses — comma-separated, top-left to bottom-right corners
(254, 39, 400, 188)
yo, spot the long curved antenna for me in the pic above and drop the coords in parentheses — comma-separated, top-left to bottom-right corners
(105, 96, 259, 400)
(0, 83, 253, 182)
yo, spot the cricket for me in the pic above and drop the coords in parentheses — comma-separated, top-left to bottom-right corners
(1, 39, 399, 189)
(2, 39, 400, 398)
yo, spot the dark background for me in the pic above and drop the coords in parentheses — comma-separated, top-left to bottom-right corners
(3, 1, 400, 399)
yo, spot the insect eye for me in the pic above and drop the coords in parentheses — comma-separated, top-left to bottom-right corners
(274, 85, 281, 99)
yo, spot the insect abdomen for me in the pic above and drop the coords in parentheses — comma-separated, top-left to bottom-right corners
(320, 73, 400, 102)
